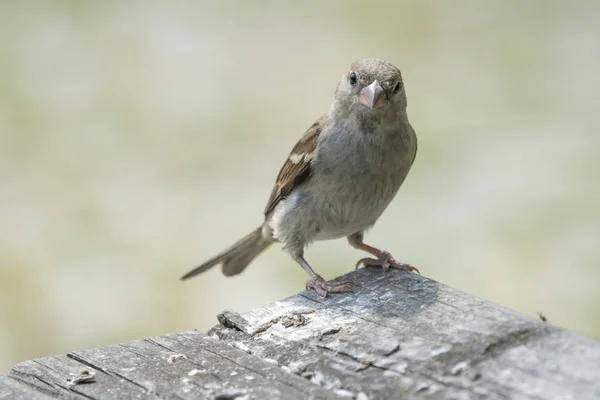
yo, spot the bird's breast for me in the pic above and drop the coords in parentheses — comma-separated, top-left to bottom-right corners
(307, 172, 400, 240)
(306, 121, 415, 239)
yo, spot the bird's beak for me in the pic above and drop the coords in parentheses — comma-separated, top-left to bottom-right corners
(359, 80, 385, 109)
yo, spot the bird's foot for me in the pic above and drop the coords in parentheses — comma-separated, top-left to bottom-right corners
(306, 274, 352, 298)
(355, 251, 420, 274)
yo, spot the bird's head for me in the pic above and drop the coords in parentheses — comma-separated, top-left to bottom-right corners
(331, 59, 407, 121)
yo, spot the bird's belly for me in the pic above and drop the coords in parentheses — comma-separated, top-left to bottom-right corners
(312, 202, 384, 241)
(309, 176, 398, 241)
(268, 172, 403, 249)
(313, 223, 366, 241)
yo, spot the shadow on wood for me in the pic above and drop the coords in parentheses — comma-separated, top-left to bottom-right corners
(2, 268, 600, 399)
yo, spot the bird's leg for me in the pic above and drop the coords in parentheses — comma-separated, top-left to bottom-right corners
(292, 253, 352, 297)
(347, 232, 419, 274)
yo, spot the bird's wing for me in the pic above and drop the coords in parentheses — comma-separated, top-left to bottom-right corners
(263, 115, 325, 216)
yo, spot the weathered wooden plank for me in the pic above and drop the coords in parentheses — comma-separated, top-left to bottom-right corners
(9, 353, 159, 399)
(7, 268, 600, 400)
(66, 334, 327, 400)
(149, 331, 339, 399)
(211, 268, 600, 400)
(0, 374, 55, 400)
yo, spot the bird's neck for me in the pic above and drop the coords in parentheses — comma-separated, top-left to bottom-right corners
(346, 110, 410, 140)
(328, 102, 409, 134)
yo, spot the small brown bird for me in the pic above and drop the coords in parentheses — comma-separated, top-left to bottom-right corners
(182, 59, 418, 297)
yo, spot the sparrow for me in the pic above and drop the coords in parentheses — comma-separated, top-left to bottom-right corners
(181, 58, 418, 297)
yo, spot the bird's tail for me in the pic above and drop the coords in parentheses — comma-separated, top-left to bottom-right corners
(181, 227, 272, 280)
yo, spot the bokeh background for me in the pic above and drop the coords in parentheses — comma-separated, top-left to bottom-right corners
(1, 1, 599, 373)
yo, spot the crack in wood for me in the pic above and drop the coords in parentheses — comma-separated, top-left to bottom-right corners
(142, 338, 226, 382)
(9, 371, 57, 393)
(65, 354, 110, 376)
(10, 365, 88, 400)
(67, 351, 182, 400)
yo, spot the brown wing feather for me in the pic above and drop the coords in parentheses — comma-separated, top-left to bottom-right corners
(263, 115, 325, 216)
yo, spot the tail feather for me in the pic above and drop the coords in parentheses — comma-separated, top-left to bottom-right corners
(181, 227, 271, 280)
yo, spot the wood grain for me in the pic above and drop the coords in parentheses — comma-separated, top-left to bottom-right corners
(3, 269, 599, 399)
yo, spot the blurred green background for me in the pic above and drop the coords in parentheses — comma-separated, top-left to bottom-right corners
(1, 1, 599, 373)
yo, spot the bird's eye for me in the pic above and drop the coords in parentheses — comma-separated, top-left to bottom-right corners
(349, 72, 357, 85)
(392, 81, 402, 94)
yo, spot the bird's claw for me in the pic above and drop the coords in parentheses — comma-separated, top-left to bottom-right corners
(355, 251, 419, 274)
(306, 275, 352, 298)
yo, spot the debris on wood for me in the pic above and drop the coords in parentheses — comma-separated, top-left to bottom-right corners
(167, 353, 188, 363)
(66, 368, 96, 388)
